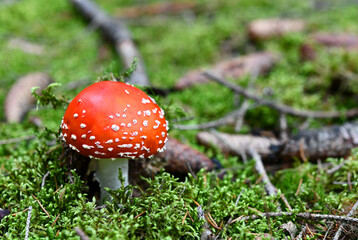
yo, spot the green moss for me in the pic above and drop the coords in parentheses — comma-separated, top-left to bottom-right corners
(1, 0, 358, 238)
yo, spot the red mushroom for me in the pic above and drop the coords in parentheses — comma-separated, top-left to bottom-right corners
(60, 81, 168, 199)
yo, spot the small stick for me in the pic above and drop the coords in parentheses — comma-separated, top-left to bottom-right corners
(134, 211, 146, 219)
(207, 212, 218, 228)
(75, 227, 90, 240)
(24, 206, 32, 240)
(295, 225, 307, 239)
(279, 113, 288, 141)
(203, 71, 358, 119)
(333, 199, 358, 240)
(323, 222, 333, 240)
(248, 148, 277, 196)
(296, 178, 303, 196)
(51, 213, 60, 227)
(0, 135, 35, 145)
(182, 211, 188, 224)
(326, 160, 347, 175)
(41, 171, 50, 188)
(32, 194, 51, 218)
(204, 213, 222, 230)
(280, 194, 293, 212)
(232, 211, 358, 224)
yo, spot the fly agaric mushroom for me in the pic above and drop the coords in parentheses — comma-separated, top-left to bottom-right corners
(60, 81, 168, 199)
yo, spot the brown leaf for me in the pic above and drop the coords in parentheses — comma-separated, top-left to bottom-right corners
(174, 52, 278, 90)
(0, 208, 10, 222)
(247, 18, 305, 41)
(4, 72, 52, 122)
(158, 137, 214, 174)
(301, 33, 358, 60)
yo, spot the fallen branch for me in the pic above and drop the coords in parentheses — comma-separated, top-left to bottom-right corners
(203, 72, 358, 119)
(70, 0, 149, 86)
(197, 122, 358, 161)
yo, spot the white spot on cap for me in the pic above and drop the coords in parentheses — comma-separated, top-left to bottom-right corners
(152, 108, 158, 113)
(161, 132, 166, 137)
(122, 137, 127, 140)
(108, 148, 113, 152)
(140, 135, 147, 139)
(139, 154, 145, 158)
(127, 123, 132, 128)
(80, 123, 86, 129)
(116, 113, 120, 117)
(62, 123, 68, 129)
(130, 131, 138, 136)
(82, 144, 94, 149)
(134, 144, 140, 149)
(111, 124, 120, 131)
(127, 104, 131, 107)
(149, 96, 156, 103)
(159, 140, 163, 144)
(142, 98, 151, 104)
(153, 120, 161, 129)
(81, 134, 86, 139)
(133, 119, 137, 124)
(123, 108, 127, 112)
(109, 115, 114, 119)
(89, 136, 95, 140)
(122, 114, 126, 118)
(115, 138, 120, 142)
(125, 90, 129, 94)
(141, 146, 150, 152)
(71, 134, 77, 140)
(83, 110, 86, 114)
(69, 144, 80, 152)
(120, 123, 126, 127)
(137, 111, 141, 115)
(105, 139, 113, 144)
(73, 113, 78, 118)
(143, 120, 148, 127)
(143, 110, 151, 116)
(63, 133, 67, 137)
(117, 144, 133, 148)
(77, 99, 82, 103)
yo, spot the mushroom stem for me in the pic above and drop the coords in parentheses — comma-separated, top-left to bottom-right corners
(95, 158, 128, 201)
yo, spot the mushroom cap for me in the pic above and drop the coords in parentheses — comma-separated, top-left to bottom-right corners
(60, 81, 168, 159)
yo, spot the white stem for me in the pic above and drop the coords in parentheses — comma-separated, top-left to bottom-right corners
(95, 158, 128, 201)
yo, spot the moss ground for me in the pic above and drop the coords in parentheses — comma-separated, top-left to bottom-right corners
(1, 0, 358, 239)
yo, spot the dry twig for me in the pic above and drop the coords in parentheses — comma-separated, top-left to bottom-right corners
(204, 71, 358, 119)
(230, 211, 358, 225)
(70, 0, 149, 86)
(333, 199, 358, 240)
(75, 227, 90, 240)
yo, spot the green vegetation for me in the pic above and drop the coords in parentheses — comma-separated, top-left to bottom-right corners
(1, 0, 358, 239)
